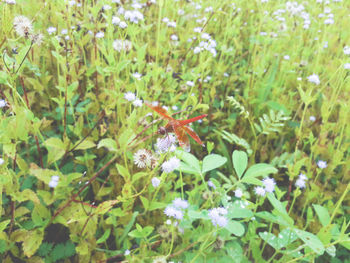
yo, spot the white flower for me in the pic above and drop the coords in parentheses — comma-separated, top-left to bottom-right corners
(295, 178, 306, 188)
(208, 180, 216, 189)
(30, 33, 43, 45)
(235, 189, 243, 198)
(113, 39, 132, 52)
(151, 177, 161, 187)
(132, 72, 142, 80)
(5, 0, 16, 4)
(172, 198, 189, 209)
(124, 92, 136, 101)
(47, 27, 57, 35)
(343, 46, 350, 55)
(208, 207, 228, 227)
(103, 5, 112, 10)
(164, 206, 183, 220)
(133, 99, 143, 107)
(298, 173, 308, 181)
(161, 157, 180, 173)
(112, 16, 121, 25)
(155, 134, 177, 153)
(262, 177, 276, 193)
(170, 34, 178, 41)
(0, 99, 7, 108)
(283, 55, 290, 60)
(61, 29, 68, 35)
(317, 160, 327, 169)
(167, 21, 176, 28)
(133, 149, 151, 168)
(48, 175, 59, 188)
(13, 16, 33, 37)
(254, 186, 266, 197)
(124, 249, 130, 256)
(193, 46, 201, 54)
(119, 21, 128, 29)
(0, 158, 4, 165)
(307, 74, 320, 85)
(344, 63, 350, 69)
(124, 10, 144, 24)
(308, 116, 316, 122)
(95, 31, 104, 38)
(186, 81, 195, 87)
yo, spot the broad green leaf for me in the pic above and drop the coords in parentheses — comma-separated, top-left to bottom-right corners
(178, 162, 200, 175)
(117, 164, 130, 180)
(0, 220, 11, 232)
(140, 196, 149, 210)
(97, 229, 111, 244)
(202, 154, 227, 174)
(225, 220, 245, 236)
(44, 137, 66, 165)
(176, 150, 200, 173)
(241, 163, 277, 184)
(226, 241, 244, 263)
(232, 151, 248, 179)
(118, 212, 139, 246)
(259, 228, 297, 250)
(128, 225, 153, 238)
(149, 201, 166, 211)
(74, 140, 96, 150)
(293, 229, 325, 255)
(95, 200, 119, 215)
(267, 193, 294, 226)
(97, 138, 118, 152)
(313, 204, 330, 227)
(23, 229, 44, 257)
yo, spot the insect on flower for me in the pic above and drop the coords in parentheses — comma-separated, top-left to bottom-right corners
(132, 103, 207, 152)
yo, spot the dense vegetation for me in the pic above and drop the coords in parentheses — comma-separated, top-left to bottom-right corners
(0, 0, 349, 262)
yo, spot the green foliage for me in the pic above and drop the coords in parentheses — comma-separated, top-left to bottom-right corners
(0, 0, 349, 262)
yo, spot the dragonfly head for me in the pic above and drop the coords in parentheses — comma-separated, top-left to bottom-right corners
(158, 126, 167, 135)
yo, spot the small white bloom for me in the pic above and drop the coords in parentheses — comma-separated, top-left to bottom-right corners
(113, 39, 132, 52)
(95, 31, 104, 38)
(151, 177, 161, 187)
(170, 34, 178, 41)
(343, 46, 350, 55)
(51, 175, 59, 182)
(295, 178, 306, 188)
(119, 21, 128, 29)
(13, 16, 33, 37)
(0, 99, 7, 108)
(112, 16, 121, 25)
(167, 21, 176, 28)
(307, 74, 320, 85)
(262, 177, 276, 193)
(193, 46, 201, 54)
(133, 99, 143, 107)
(208, 180, 216, 189)
(124, 249, 130, 256)
(133, 149, 151, 168)
(161, 157, 180, 173)
(235, 189, 243, 198)
(254, 186, 266, 197)
(48, 180, 58, 188)
(61, 29, 68, 35)
(124, 92, 136, 101)
(173, 198, 189, 209)
(47, 27, 57, 35)
(317, 160, 327, 169)
(283, 55, 290, 60)
(344, 63, 350, 69)
(309, 116, 316, 122)
(132, 72, 142, 80)
(0, 158, 4, 165)
(186, 81, 195, 87)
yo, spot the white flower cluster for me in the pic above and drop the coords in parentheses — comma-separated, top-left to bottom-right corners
(161, 157, 180, 173)
(208, 207, 228, 227)
(124, 92, 143, 107)
(164, 198, 189, 220)
(133, 149, 157, 168)
(49, 175, 59, 188)
(295, 173, 307, 189)
(193, 33, 217, 57)
(155, 134, 177, 153)
(113, 39, 132, 52)
(254, 177, 276, 197)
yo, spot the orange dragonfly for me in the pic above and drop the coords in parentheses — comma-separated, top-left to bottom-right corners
(143, 103, 207, 152)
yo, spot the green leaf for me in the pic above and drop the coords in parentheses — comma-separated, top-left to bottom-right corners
(118, 212, 139, 246)
(241, 163, 277, 184)
(74, 140, 96, 150)
(97, 229, 111, 244)
(149, 201, 166, 211)
(225, 220, 245, 236)
(128, 224, 154, 238)
(97, 138, 117, 152)
(313, 204, 330, 227)
(140, 196, 149, 210)
(95, 200, 118, 215)
(293, 229, 325, 255)
(0, 239, 7, 254)
(259, 228, 297, 250)
(22, 229, 44, 257)
(176, 150, 200, 173)
(267, 193, 294, 226)
(38, 242, 54, 257)
(117, 164, 130, 180)
(0, 219, 11, 232)
(232, 151, 248, 179)
(202, 154, 227, 174)
(44, 137, 66, 165)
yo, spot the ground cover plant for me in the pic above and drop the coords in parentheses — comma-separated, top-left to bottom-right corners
(0, 0, 349, 262)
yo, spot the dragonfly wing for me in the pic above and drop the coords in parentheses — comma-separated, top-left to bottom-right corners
(173, 124, 190, 152)
(178, 114, 207, 126)
(145, 103, 175, 120)
(182, 125, 204, 146)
